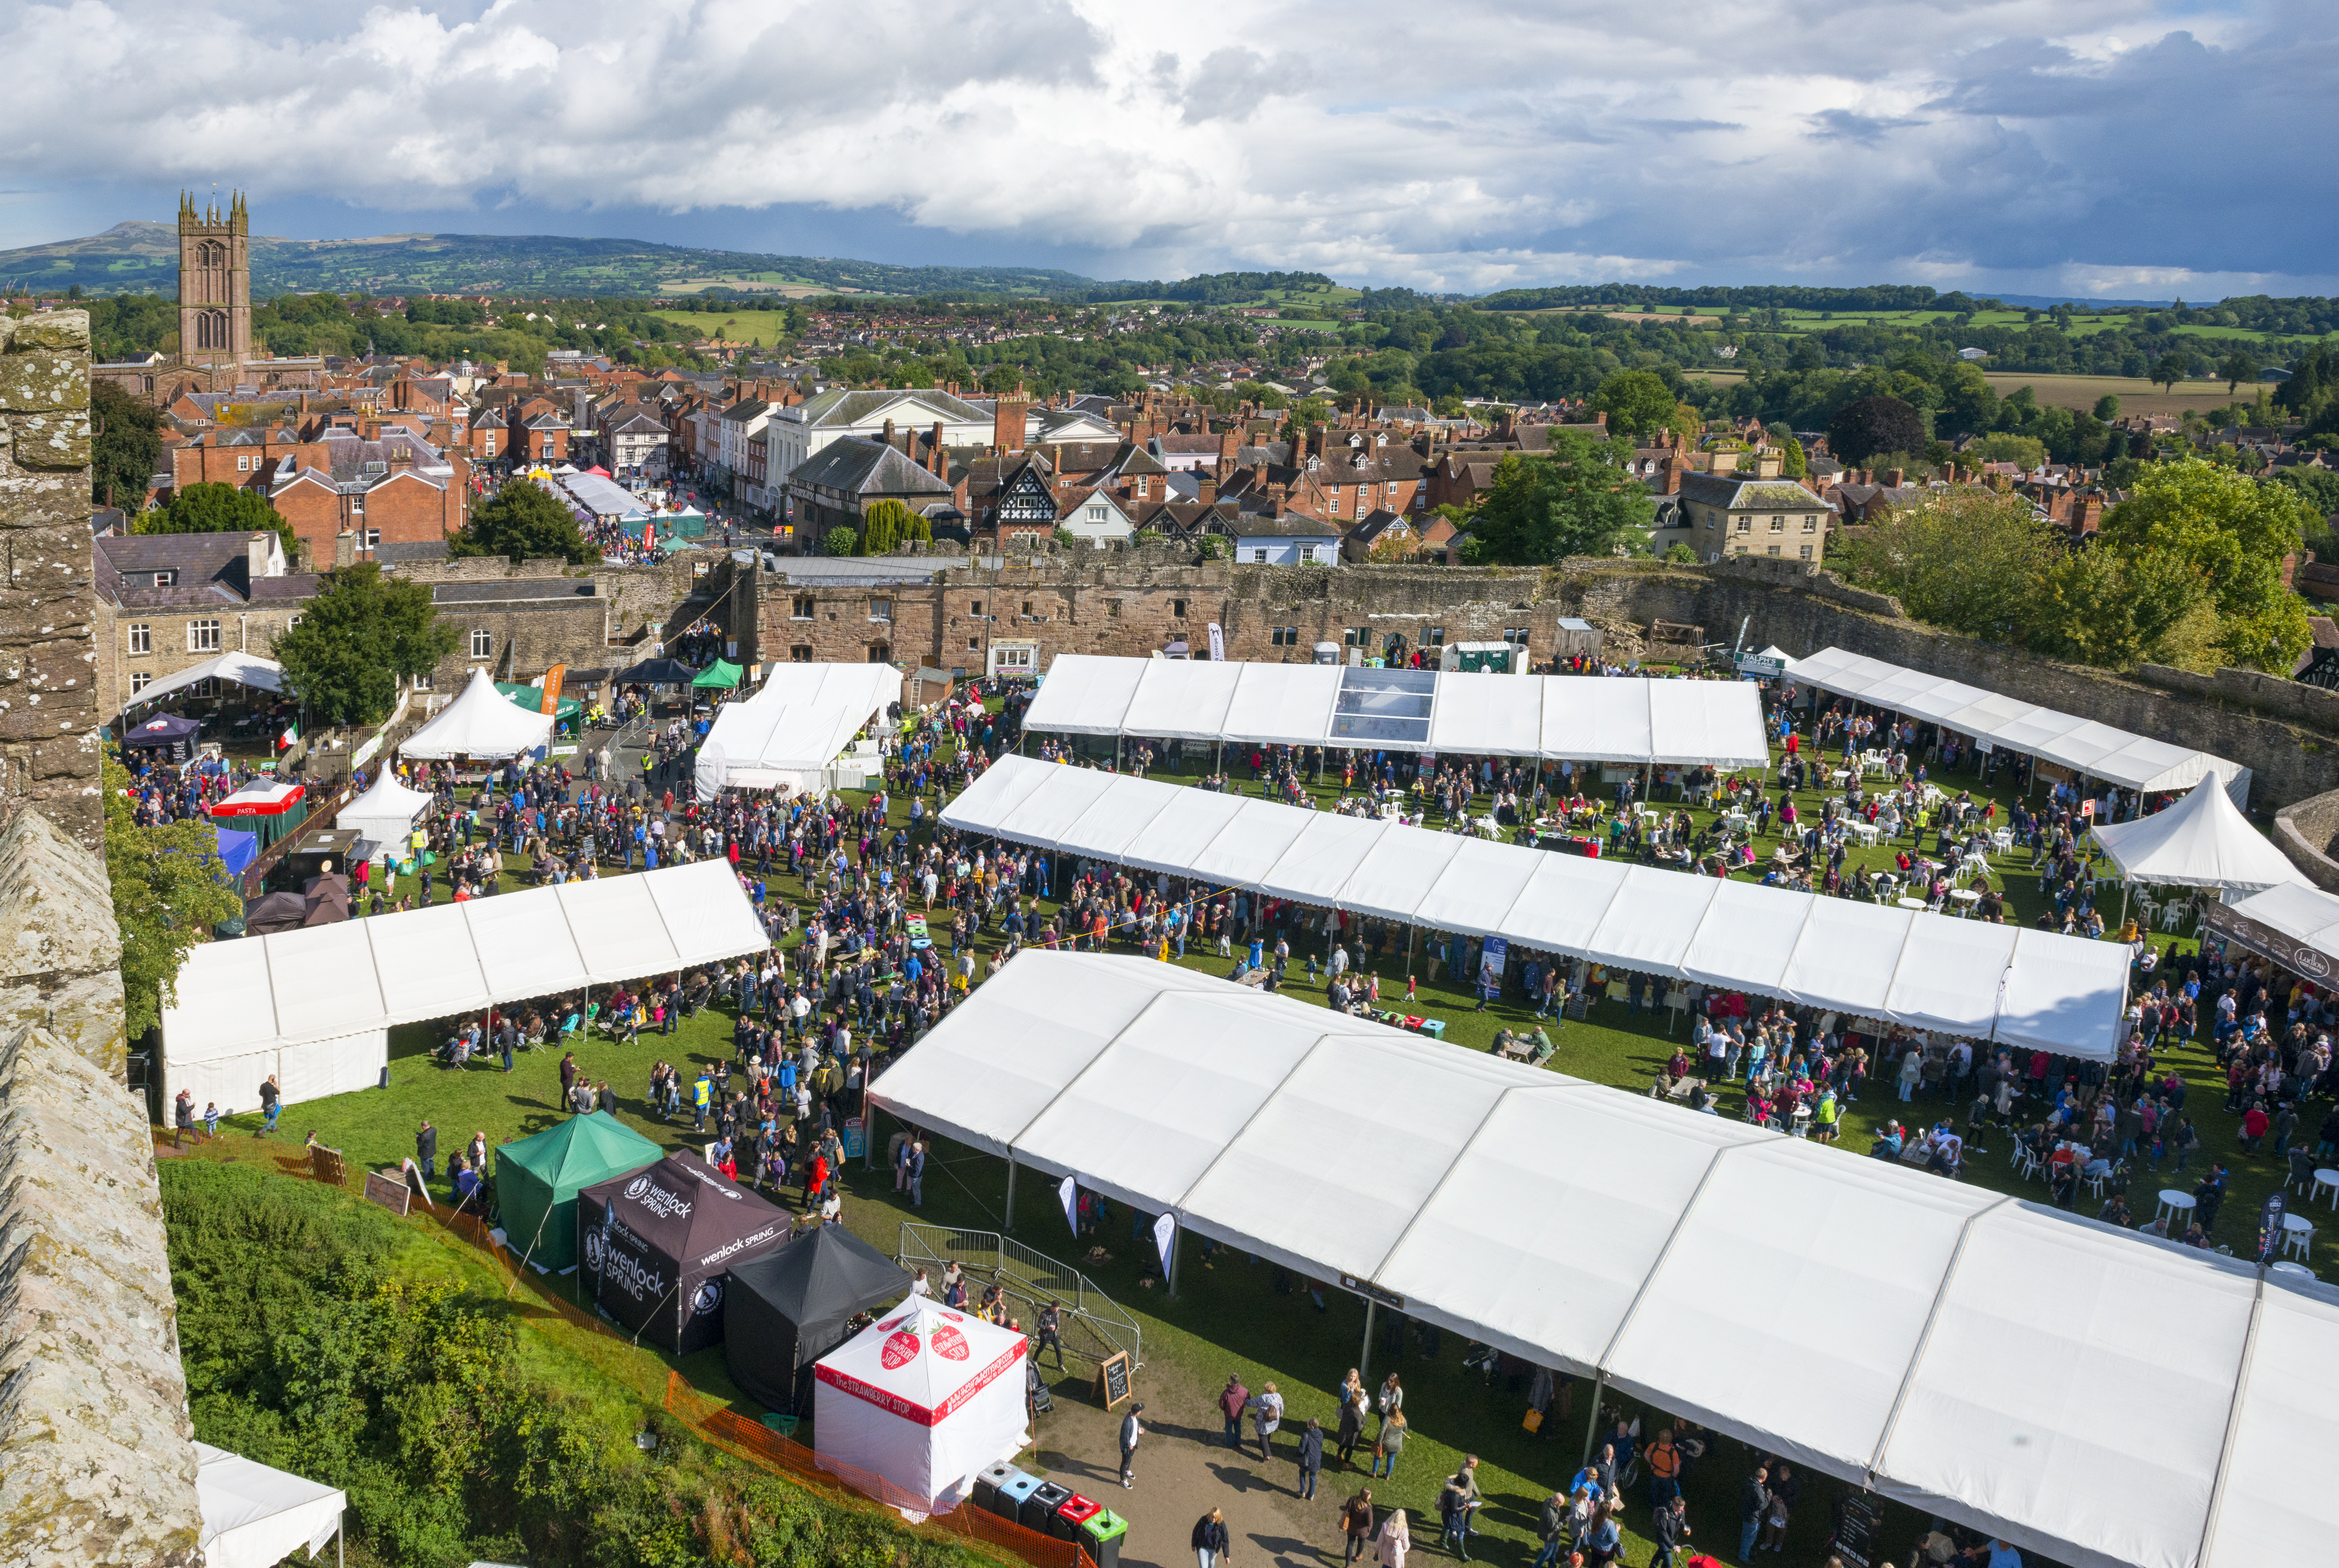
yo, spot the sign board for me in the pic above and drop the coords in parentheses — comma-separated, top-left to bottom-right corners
(2259, 1190, 2289, 1264)
(1478, 936, 1508, 995)
(842, 1116, 866, 1160)
(1735, 654, 1785, 679)
(1834, 1494, 1883, 1568)
(1207, 622, 1226, 661)
(401, 1157, 436, 1211)
(308, 1142, 348, 1188)
(1339, 1274, 1406, 1309)
(363, 1168, 412, 1217)
(2203, 897, 2337, 981)
(1094, 1350, 1133, 1410)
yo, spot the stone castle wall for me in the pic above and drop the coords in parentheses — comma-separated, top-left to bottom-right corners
(0, 310, 200, 1567)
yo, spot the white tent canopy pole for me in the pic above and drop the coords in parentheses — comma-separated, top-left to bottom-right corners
(868, 955, 2339, 1568)
(943, 754, 2130, 1057)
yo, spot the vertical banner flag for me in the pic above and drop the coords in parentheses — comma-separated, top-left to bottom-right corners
(2259, 1190, 2288, 1266)
(1153, 1212, 1176, 1280)
(540, 663, 567, 716)
(1207, 622, 1226, 661)
(1479, 935, 1509, 997)
(1060, 1174, 1079, 1238)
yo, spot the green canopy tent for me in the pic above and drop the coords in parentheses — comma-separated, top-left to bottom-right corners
(691, 660, 743, 690)
(495, 682, 583, 725)
(494, 1111, 661, 1272)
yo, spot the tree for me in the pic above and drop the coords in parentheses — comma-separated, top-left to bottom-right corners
(824, 526, 859, 555)
(1467, 432, 1654, 564)
(1779, 437, 1807, 479)
(857, 499, 915, 556)
(2218, 346, 2263, 395)
(104, 757, 241, 1039)
(451, 478, 593, 564)
(91, 380, 163, 514)
(2024, 546, 2218, 671)
(2152, 350, 2198, 393)
(1832, 490, 2061, 640)
(1827, 395, 1926, 464)
(1591, 370, 1679, 441)
(2098, 457, 2313, 672)
(1662, 541, 1699, 563)
(273, 562, 459, 725)
(139, 480, 296, 562)
(1973, 432, 2048, 470)
(2094, 394, 2121, 422)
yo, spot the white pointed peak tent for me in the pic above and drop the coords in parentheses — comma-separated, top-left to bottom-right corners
(2090, 776, 2304, 892)
(398, 668, 555, 761)
(335, 771, 436, 857)
(812, 1295, 1030, 1514)
(195, 1442, 345, 1568)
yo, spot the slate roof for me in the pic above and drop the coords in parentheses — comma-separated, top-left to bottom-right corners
(786, 437, 954, 497)
(1675, 473, 1827, 511)
(95, 533, 279, 608)
(790, 387, 989, 427)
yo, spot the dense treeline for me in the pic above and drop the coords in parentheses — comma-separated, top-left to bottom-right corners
(162, 1160, 1003, 1568)
(84, 293, 707, 373)
(1480, 283, 1952, 313)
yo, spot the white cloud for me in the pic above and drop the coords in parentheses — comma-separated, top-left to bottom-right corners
(2, 0, 2332, 292)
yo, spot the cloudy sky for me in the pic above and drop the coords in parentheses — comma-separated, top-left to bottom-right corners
(4, 0, 2331, 297)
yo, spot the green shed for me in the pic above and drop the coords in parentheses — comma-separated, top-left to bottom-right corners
(495, 1112, 663, 1271)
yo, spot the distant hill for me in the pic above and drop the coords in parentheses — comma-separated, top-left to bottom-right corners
(0, 221, 1100, 300)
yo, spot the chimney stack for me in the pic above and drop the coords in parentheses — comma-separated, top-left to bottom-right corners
(994, 398, 1028, 454)
(1885, 467, 1904, 488)
(1662, 453, 1683, 496)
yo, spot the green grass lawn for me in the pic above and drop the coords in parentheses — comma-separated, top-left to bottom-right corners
(190, 715, 2316, 1568)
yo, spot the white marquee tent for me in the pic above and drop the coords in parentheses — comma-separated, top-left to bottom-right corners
(2205, 879, 2339, 978)
(123, 650, 286, 711)
(334, 772, 436, 859)
(695, 663, 902, 800)
(398, 668, 556, 761)
(1021, 654, 1771, 767)
(2090, 778, 2303, 892)
(159, 859, 770, 1114)
(812, 1296, 1030, 1511)
(869, 954, 2339, 1568)
(1784, 646, 2250, 803)
(943, 755, 2131, 1057)
(195, 1442, 345, 1568)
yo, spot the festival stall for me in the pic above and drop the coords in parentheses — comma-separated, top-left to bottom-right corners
(694, 663, 903, 800)
(2088, 776, 2302, 896)
(120, 712, 201, 763)
(399, 668, 555, 762)
(158, 859, 772, 1115)
(495, 1111, 663, 1273)
(495, 681, 583, 726)
(726, 1225, 915, 1415)
(872, 954, 2339, 1568)
(195, 1442, 345, 1568)
(334, 772, 435, 861)
(812, 1296, 1030, 1512)
(578, 1152, 794, 1353)
(692, 659, 744, 690)
(122, 650, 287, 712)
(207, 779, 308, 848)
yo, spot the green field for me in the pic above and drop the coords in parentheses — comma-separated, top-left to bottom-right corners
(650, 308, 799, 346)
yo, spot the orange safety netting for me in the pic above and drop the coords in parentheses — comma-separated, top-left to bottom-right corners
(666, 1373, 1095, 1568)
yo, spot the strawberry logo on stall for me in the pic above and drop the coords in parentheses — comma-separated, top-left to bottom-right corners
(881, 1330, 923, 1370)
(932, 1324, 971, 1361)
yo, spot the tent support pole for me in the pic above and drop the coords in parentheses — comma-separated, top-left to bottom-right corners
(1405, 923, 1417, 981)
(864, 1104, 879, 1170)
(1359, 1299, 1377, 1383)
(1003, 1154, 1017, 1233)
(337, 1524, 344, 1568)
(1579, 1372, 1607, 1468)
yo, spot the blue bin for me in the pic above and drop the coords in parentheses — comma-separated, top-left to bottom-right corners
(994, 1471, 1044, 1524)
(975, 1462, 1028, 1518)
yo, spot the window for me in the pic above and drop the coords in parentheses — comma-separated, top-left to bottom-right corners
(470, 629, 494, 658)
(969, 600, 982, 616)
(1086, 505, 1107, 521)
(868, 642, 891, 664)
(1251, 549, 1269, 563)
(1767, 545, 1781, 556)
(187, 618, 221, 652)
(869, 598, 892, 622)
(128, 672, 152, 695)
(1171, 599, 1187, 618)
(1107, 600, 1122, 617)
(1799, 544, 1814, 560)
(1426, 627, 1446, 645)
(1344, 626, 1371, 647)
(791, 645, 813, 663)
(365, 529, 382, 547)
(969, 636, 981, 650)
(791, 595, 816, 620)
(286, 613, 302, 631)
(235, 455, 249, 472)
(1770, 515, 1785, 532)
(126, 623, 152, 655)
(411, 672, 433, 691)
(1803, 514, 1818, 532)
(152, 569, 177, 587)
(1021, 599, 1033, 616)
(1734, 515, 1751, 533)
(1503, 627, 1531, 646)
(1271, 627, 1299, 646)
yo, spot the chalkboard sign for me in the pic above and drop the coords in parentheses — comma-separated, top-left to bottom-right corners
(1094, 1351, 1132, 1410)
(364, 1168, 412, 1217)
(1835, 1492, 1883, 1568)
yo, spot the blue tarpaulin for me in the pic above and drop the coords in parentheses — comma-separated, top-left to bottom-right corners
(212, 826, 259, 877)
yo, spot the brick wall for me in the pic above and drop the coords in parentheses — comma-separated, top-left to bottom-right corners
(0, 310, 102, 847)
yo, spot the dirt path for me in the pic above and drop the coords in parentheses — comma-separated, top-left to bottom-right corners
(1024, 1364, 1382, 1568)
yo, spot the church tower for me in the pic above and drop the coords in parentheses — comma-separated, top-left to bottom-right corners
(177, 191, 251, 370)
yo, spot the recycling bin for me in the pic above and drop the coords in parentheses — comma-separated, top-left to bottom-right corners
(993, 1470, 1042, 1524)
(973, 1461, 1023, 1517)
(1021, 1480, 1072, 1533)
(1052, 1494, 1102, 1543)
(1082, 1507, 1129, 1568)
